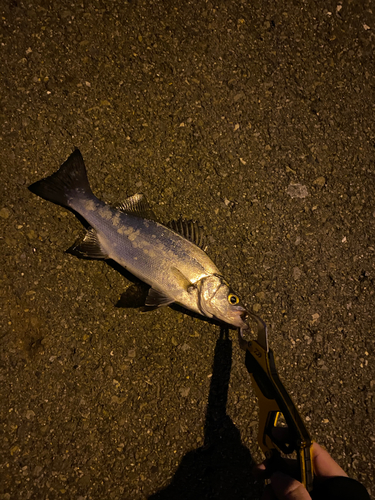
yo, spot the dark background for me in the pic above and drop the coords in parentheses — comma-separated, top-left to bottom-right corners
(1, 0, 374, 498)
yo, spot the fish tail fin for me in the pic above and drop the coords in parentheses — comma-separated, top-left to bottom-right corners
(28, 149, 92, 208)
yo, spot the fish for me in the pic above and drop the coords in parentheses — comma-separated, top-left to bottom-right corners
(28, 149, 248, 329)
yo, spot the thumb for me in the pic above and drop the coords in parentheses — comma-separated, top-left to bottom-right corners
(270, 472, 311, 500)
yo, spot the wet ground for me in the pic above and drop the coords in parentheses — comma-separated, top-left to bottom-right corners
(1, 1, 374, 499)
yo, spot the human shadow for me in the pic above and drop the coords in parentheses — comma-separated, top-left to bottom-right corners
(149, 327, 263, 500)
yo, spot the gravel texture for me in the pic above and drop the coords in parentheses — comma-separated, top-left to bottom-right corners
(1, 1, 374, 499)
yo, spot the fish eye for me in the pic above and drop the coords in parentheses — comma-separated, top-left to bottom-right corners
(228, 293, 239, 305)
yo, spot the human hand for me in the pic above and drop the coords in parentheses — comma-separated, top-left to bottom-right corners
(256, 442, 348, 500)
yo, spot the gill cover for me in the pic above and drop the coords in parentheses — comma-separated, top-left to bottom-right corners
(196, 274, 247, 328)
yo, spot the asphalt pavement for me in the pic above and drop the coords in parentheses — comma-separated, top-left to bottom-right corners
(1, 1, 374, 499)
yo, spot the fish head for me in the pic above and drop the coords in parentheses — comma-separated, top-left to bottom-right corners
(197, 274, 248, 328)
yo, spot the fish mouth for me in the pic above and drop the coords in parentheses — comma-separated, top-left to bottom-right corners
(241, 309, 248, 324)
(231, 307, 248, 329)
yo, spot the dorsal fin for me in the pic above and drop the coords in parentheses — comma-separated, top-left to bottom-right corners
(116, 193, 157, 221)
(167, 219, 207, 250)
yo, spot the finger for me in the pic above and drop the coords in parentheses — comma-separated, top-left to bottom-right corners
(253, 461, 267, 480)
(312, 443, 348, 479)
(270, 472, 311, 500)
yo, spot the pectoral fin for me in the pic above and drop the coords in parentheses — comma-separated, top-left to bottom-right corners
(171, 267, 196, 293)
(145, 288, 175, 308)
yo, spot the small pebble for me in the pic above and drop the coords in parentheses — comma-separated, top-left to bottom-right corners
(313, 176, 326, 188)
(179, 387, 190, 397)
(0, 207, 10, 219)
(286, 183, 309, 199)
(293, 267, 302, 280)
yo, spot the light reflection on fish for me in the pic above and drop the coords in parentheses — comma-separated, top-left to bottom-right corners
(28, 149, 248, 329)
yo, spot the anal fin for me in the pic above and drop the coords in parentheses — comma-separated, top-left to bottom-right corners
(67, 229, 108, 259)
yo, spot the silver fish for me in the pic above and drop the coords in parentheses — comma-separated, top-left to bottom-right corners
(28, 149, 248, 329)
